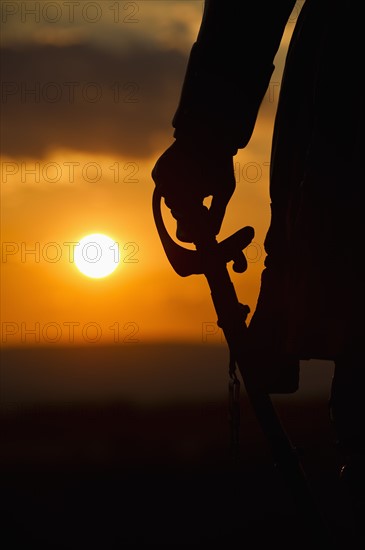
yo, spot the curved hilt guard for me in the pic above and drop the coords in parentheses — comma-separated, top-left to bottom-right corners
(152, 188, 255, 277)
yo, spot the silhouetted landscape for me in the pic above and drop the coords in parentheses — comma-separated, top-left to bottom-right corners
(1, 344, 363, 547)
(2, 2, 364, 548)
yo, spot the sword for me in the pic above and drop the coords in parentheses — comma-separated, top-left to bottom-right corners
(152, 187, 335, 544)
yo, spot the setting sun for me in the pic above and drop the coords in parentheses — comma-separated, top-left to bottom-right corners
(74, 233, 120, 279)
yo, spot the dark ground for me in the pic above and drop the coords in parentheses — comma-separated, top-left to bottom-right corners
(2, 399, 364, 548)
(1, 345, 364, 548)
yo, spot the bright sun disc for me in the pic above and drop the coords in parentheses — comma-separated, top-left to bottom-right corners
(74, 233, 120, 278)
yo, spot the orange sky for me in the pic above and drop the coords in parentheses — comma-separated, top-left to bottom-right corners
(1, 1, 303, 346)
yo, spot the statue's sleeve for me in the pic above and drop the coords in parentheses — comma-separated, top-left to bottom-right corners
(172, 0, 297, 154)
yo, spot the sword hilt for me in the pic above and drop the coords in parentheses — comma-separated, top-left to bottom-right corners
(152, 187, 254, 277)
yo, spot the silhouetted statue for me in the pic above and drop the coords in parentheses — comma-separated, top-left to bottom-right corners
(152, 0, 364, 486)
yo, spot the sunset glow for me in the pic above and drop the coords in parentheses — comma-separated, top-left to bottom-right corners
(0, 1, 304, 346)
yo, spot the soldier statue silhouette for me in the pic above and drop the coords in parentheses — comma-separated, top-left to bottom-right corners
(152, 0, 364, 506)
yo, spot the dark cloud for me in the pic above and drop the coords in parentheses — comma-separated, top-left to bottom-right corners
(0, 42, 188, 158)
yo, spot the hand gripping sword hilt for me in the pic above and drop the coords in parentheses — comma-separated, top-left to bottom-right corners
(152, 187, 255, 277)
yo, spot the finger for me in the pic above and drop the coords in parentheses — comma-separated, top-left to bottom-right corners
(208, 186, 234, 236)
(172, 202, 210, 243)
